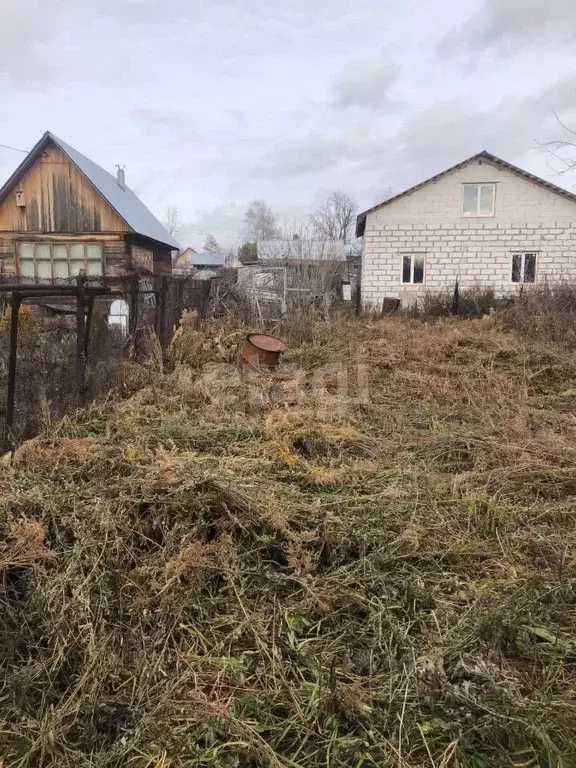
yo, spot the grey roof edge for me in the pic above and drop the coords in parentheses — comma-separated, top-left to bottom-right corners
(355, 150, 576, 237)
(0, 131, 179, 249)
(190, 251, 226, 265)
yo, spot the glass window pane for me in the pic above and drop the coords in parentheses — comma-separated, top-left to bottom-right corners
(402, 255, 412, 283)
(70, 243, 84, 259)
(19, 243, 35, 279)
(87, 259, 103, 276)
(36, 244, 51, 260)
(54, 259, 69, 279)
(70, 243, 85, 264)
(87, 244, 102, 260)
(479, 184, 494, 214)
(70, 244, 85, 276)
(19, 243, 34, 259)
(52, 245, 67, 279)
(512, 254, 521, 283)
(37, 260, 52, 279)
(20, 258, 35, 278)
(413, 256, 424, 284)
(463, 185, 478, 214)
(70, 259, 85, 276)
(86, 244, 103, 276)
(524, 253, 536, 283)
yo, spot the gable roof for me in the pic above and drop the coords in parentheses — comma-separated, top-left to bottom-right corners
(356, 150, 576, 237)
(0, 131, 180, 249)
(190, 251, 226, 266)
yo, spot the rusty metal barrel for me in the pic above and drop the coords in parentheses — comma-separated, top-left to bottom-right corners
(239, 333, 286, 369)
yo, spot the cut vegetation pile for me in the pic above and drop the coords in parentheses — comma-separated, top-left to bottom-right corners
(1, 313, 576, 767)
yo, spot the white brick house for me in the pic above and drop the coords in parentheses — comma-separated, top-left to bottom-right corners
(357, 151, 576, 309)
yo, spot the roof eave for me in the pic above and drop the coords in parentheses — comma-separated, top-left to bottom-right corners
(126, 231, 178, 251)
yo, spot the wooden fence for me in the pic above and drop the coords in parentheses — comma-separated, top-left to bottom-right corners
(0, 271, 226, 450)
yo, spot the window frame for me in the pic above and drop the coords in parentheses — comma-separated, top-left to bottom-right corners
(400, 253, 426, 285)
(16, 240, 105, 281)
(511, 252, 537, 284)
(462, 183, 496, 218)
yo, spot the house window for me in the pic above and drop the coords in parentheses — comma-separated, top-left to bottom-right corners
(401, 254, 425, 284)
(462, 183, 495, 217)
(511, 252, 537, 284)
(17, 242, 103, 280)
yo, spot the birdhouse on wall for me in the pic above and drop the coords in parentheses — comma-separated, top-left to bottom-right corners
(15, 190, 26, 207)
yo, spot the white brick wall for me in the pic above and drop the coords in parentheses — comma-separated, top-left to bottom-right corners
(361, 158, 576, 308)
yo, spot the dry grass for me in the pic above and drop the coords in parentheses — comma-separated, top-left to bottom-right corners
(1, 314, 576, 766)
(500, 284, 576, 348)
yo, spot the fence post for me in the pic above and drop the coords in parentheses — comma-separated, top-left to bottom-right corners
(5, 292, 21, 447)
(130, 275, 139, 358)
(84, 295, 94, 358)
(76, 273, 87, 407)
(451, 278, 459, 316)
(159, 276, 168, 347)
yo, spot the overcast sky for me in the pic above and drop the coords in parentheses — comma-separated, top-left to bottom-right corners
(1, 0, 576, 249)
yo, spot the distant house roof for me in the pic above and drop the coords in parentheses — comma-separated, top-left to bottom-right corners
(356, 150, 576, 237)
(258, 239, 347, 262)
(190, 252, 226, 266)
(0, 131, 180, 249)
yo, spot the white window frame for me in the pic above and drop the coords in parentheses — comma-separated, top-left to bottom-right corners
(16, 241, 105, 280)
(462, 183, 496, 217)
(511, 252, 537, 284)
(400, 253, 425, 285)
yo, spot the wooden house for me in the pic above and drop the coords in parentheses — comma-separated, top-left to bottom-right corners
(0, 131, 179, 283)
(173, 247, 197, 271)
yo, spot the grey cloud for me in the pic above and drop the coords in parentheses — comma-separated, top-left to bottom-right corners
(256, 122, 383, 179)
(0, 1, 62, 84)
(332, 57, 401, 108)
(441, 0, 576, 54)
(355, 75, 576, 209)
(253, 74, 576, 193)
(258, 135, 348, 177)
(180, 203, 246, 248)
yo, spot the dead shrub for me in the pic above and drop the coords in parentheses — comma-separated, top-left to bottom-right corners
(500, 283, 576, 347)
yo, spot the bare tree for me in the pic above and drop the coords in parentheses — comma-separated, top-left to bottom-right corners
(309, 191, 358, 243)
(223, 245, 237, 264)
(539, 112, 576, 177)
(165, 205, 183, 239)
(203, 234, 221, 253)
(243, 200, 279, 242)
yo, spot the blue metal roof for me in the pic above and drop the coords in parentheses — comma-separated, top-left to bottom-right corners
(190, 252, 226, 266)
(0, 131, 180, 250)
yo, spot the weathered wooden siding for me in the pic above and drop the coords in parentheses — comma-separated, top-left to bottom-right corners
(0, 233, 128, 279)
(128, 235, 172, 276)
(0, 144, 130, 233)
